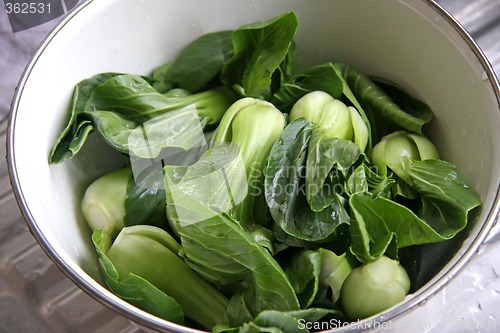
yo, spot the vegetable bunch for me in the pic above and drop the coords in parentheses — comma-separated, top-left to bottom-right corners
(50, 12, 481, 333)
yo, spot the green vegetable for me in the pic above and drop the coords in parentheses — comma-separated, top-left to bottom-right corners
(348, 159, 482, 263)
(81, 167, 168, 238)
(371, 130, 439, 178)
(272, 63, 344, 113)
(214, 97, 286, 228)
(50, 74, 237, 163)
(290, 91, 354, 143)
(318, 250, 358, 304)
(272, 63, 373, 150)
(53, 11, 484, 332)
(284, 249, 322, 308)
(264, 118, 350, 246)
(340, 256, 410, 320)
(333, 63, 433, 142)
(164, 144, 299, 326)
(92, 229, 184, 325)
(221, 11, 298, 98)
(346, 158, 395, 197)
(98, 226, 229, 330)
(49, 72, 122, 163)
(152, 31, 234, 93)
(304, 130, 360, 212)
(86, 77, 237, 156)
(81, 168, 130, 237)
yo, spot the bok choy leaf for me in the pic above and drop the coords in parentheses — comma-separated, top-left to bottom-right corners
(349, 158, 481, 263)
(92, 229, 185, 325)
(264, 118, 350, 246)
(152, 30, 234, 93)
(49, 73, 122, 163)
(50, 74, 237, 163)
(164, 144, 300, 326)
(221, 11, 298, 98)
(333, 63, 432, 141)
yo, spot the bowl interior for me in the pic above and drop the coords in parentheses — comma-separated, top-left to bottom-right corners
(9, 0, 500, 331)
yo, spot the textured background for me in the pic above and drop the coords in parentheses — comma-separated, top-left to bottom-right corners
(1, 1, 500, 332)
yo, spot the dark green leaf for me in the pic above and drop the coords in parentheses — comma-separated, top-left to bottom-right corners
(346, 160, 395, 198)
(349, 193, 451, 263)
(124, 166, 169, 229)
(349, 158, 481, 263)
(374, 77, 434, 130)
(49, 73, 121, 163)
(265, 119, 350, 244)
(153, 31, 234, 93)
(306, 129, 360, 211)
(221, 12, 298, 97)
(269, 41, 297, 97)
(333, 63, 432, 140)
(151, 62, 173, 93)
(403, 158, 482, 237)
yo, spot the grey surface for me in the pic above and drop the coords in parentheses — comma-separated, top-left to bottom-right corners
(1, 1, 499, 332)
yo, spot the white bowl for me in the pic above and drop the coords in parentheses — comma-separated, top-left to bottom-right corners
(7, 0, 500, 332)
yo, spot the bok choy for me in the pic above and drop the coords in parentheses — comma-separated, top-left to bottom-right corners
(49, 10, 483, 333)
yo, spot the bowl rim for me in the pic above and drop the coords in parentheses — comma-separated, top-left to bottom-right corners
(6, 0, 500, 332)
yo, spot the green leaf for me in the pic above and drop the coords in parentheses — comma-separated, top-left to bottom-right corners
(221, 12, 298, 97)
(270, 41, 297, 96)
(240, 311, 313, 333)
(346, 159, 395, 198)
(49, 73, 121, 163)
(91, 230, 184, 324)
(305, 129, 360, 210)
(374, 77, 434, 131)
(333, 63, 432, 140)
(349, 193, 450, 263)
(265, 119, 350, 244)
(84, 74, 181, 121)
(105, 226, 229, 330)
(85, 75, 237, 126)
(403, 158, 482, 237)
(89, 105, 207, 159)
(53, 73, 236, 159)
(349, 158, 481, 263)
(86, 111, 138, 154)
(284, 250, 322, 308)
(272, 63, 344, 113)
(164, 144, 299, 323)
(271, 63, 372, 149)
(152, 31, 234, 93)
(124, 166, 169, 230)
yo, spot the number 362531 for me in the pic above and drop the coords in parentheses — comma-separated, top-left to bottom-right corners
(5, 2, 51, 14)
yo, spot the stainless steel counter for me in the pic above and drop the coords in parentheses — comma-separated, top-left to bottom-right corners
(1, 1, 499, 332)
